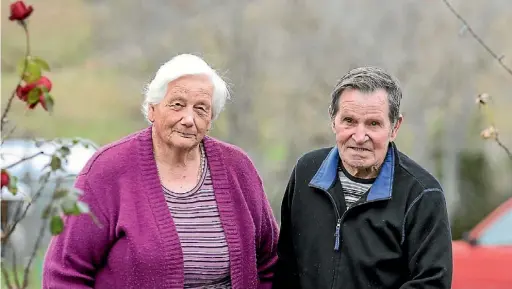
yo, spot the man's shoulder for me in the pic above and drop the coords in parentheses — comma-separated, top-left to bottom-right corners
(396, 149, 443, 192)
(295, 146, 333, 172)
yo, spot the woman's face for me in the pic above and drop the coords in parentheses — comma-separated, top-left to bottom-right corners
(148, 74, 213, 150)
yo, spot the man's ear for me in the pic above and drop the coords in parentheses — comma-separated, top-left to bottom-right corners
(390, 114, 403, 141)
(331, 120, 336, 134)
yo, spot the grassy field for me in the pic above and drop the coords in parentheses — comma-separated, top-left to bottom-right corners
(2, 0, 147, 146)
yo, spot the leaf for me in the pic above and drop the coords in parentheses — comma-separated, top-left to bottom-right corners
(50, 215, 64, 235)
(16, 57, 28, 76)
(61, 199, 80, 216)
(50, 155, 62, 171)
(70, 187, 84, 196)
(77, 201, 90, 213)
(59, 146, 71, 158)
(23, 61, 42, 83)
(42, 205, 52, 219)
(45, 93, 55, 113)
(8, 175, 18, 196)
(27, 87, 41, 104)
(52, 188, 68, 200)
(32, 56, 51, 71)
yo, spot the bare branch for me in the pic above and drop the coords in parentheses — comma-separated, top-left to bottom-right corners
(10, 241, 21, 289)
(441, 0, 512, 77)
(1, 263, 13, 289)
(1, 172, 51, 243)
(496, 136, 512, 160)
(0, 122, 17, 146)
(22, 210, 49, 289)
(3, 151, 45, 170)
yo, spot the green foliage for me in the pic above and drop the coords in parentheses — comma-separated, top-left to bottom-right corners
(450, 151, 497, 239)
(50, 215, 64, 235)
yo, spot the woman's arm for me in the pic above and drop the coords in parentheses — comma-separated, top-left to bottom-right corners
(42, 176, 114, 289)
(256, 192, 279, 289)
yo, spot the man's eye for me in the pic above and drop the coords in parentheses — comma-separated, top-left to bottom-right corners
(344, 118, 353, 123)
(371, 121, 379, 126)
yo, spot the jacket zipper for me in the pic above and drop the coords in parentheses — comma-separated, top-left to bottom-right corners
(310, 185, 342, 250)
(312, 184, 391, 289)
(312, 184, 390, 251)
(335, 198, 390, 250)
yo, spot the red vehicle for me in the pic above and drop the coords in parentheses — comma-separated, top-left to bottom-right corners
(452, 197, 512, 289)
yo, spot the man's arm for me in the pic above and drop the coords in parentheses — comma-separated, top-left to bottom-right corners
(272, 166, 301, 289)
(399, 188, 453, 289)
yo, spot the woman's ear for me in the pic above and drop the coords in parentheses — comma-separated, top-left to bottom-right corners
(148, 105, 156, 123)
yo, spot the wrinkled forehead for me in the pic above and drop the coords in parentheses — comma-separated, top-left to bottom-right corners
(165, 74, 214, 99)
(339, 88, 389, 112)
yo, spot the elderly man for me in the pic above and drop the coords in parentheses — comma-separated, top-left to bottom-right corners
(272, 67, 452, 289)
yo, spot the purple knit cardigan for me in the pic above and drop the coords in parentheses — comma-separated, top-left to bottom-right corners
(42, 127, 279, 289)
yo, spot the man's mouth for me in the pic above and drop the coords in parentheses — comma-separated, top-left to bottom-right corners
(348, 146, 371, 152)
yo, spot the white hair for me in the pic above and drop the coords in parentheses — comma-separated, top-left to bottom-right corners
(141, 54, 230, 122)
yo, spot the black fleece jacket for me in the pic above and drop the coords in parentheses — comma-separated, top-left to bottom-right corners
(272, 143, 452, 289)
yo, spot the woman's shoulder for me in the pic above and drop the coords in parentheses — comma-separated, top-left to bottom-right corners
(78, 127, 151, 178)
(203, 136, 255, 169)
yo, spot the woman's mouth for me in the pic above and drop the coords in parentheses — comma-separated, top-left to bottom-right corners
(175, 131, 195, 138)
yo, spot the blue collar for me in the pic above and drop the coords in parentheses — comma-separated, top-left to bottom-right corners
(309, 144, 395, 201)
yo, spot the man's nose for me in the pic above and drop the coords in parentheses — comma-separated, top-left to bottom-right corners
(352, 125, 367, 144)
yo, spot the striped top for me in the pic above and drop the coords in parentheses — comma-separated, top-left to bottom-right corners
(338, 163, 375, 208)
(163, 162, 232, 289)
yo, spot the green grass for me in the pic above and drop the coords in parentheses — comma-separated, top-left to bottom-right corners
(2, 67, 147, 145)
(1, 0, 150, 146)
(2, 251, 45, 289)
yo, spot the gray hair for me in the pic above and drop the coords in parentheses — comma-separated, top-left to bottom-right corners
(328, 66, 402, 124)
(141, 54, 230, 123)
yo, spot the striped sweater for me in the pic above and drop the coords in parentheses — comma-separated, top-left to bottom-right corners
(164, 163, 231, 288)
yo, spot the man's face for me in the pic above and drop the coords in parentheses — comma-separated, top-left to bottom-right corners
(148, 74, 213, 150)
(332, 88, 402, 175)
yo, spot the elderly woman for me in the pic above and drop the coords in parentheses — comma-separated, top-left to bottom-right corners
(42, 54, 279, 289)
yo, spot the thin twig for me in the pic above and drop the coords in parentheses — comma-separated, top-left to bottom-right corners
(3, 151, 45, 170)
(1, 173, 51, 243)
(10, 241, 21, 288)
(1, 123, 19, 146)
(1, 264, 13, 289)
(441, 0, 512, 77)
(496, 136, 512, 160)
(1, 22, 31, 133)
(22, 210, 49, 289)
